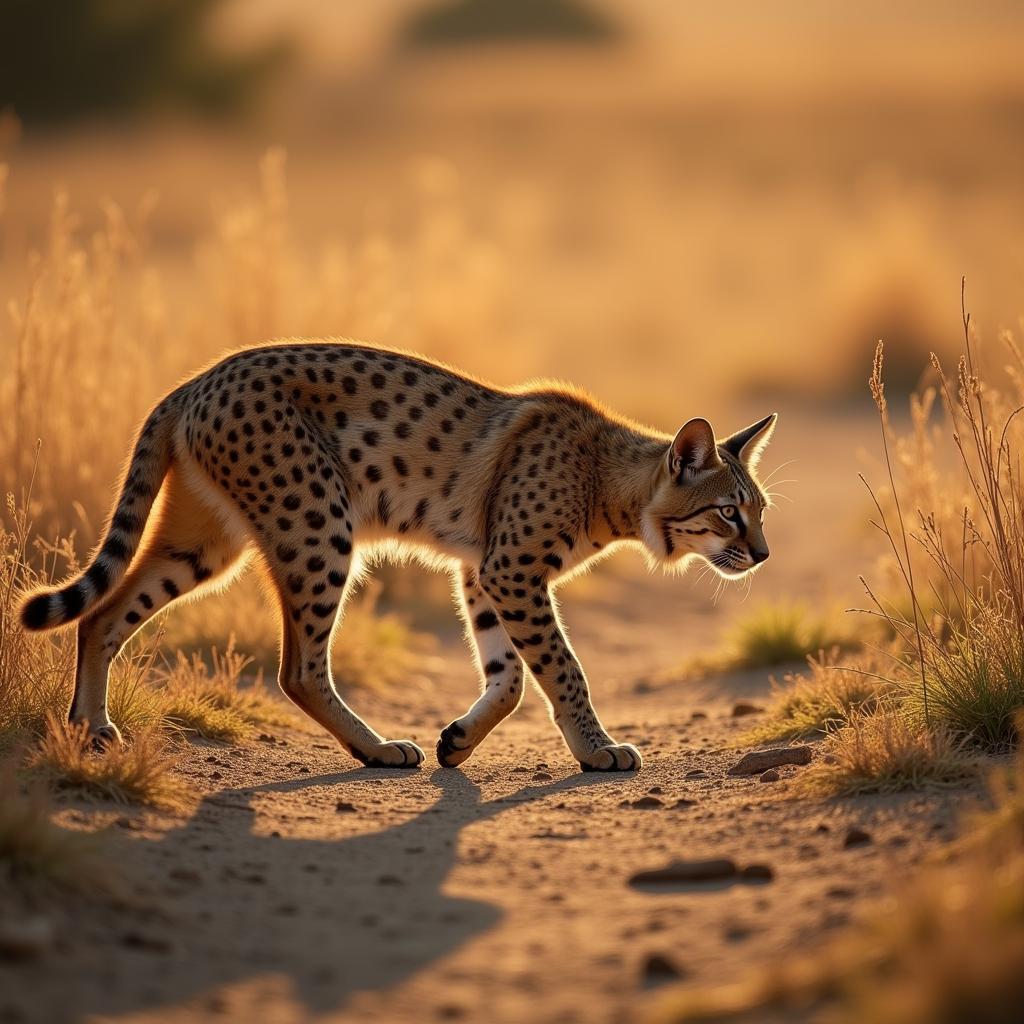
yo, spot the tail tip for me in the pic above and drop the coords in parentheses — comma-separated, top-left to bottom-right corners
(20, 593, 53, 631)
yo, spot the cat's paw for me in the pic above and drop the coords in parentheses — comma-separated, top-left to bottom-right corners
(74, 720, 123, 752)
(354, 740, 424, 769)
(436, 721, 475, 768)
(579, 743, 642, 773)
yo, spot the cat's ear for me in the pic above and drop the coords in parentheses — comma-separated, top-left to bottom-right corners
(721, 413, 777, 469)
(668, 418, 721, 482)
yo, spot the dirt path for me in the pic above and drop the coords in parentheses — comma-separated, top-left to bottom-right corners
(1, 415, 983, 1023)
(1, 625, 981, 1024)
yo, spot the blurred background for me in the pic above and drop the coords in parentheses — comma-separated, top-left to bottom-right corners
(1, 0, 1023, 659)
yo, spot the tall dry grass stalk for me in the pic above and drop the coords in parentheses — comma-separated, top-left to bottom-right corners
(0, 489, 77, 743)
(858, 284, 1024, 751)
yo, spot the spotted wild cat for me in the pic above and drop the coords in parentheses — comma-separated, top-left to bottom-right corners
(21, 342, 776, 772)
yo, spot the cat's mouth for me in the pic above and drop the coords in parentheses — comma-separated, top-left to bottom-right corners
(707, 549, 757, 578)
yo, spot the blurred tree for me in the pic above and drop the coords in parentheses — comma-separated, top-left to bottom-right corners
(402, 0, 617, 47)
(0, 0, 291, 127)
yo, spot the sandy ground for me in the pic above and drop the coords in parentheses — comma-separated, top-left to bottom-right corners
(0, 616, 983, 1024)
(0, 411, 987, 1024)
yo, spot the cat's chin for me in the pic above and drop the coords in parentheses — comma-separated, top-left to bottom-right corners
(708, 561, 756, 580)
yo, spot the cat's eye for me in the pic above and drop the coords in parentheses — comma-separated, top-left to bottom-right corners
(719, 504, 738, 521)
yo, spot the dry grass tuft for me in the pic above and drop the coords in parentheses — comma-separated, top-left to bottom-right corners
(859, 295, 1024, 753)
(152, 639, 293, 739)
(799, 704, 977, 796)
(332, 583, 440, 691)
(743, 651, 894, 744)
(0, 493, 77, 745)
(29, 716, 184, 809)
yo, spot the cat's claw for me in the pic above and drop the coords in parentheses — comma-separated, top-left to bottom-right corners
(436, 721, 476, 768)
(354, 740, 424, 769)
(579, 743, 642, 773)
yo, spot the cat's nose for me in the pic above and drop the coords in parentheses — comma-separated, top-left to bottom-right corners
(750, 546, 770, 565)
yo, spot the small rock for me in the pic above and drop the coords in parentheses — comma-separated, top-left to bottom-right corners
(826, 886, 856, 900)
(0, 917, 54, 960)
(335, 800, 358, 813)
(120, 931, 172, 954)
(114, 815, 141, 831)
(739, 863, 774, 882)
(630, 858, 737, 886)
(437, 1004, 467, 1019)
(732, 702, 763, 717)
(532, 771, 553, 782)
(727, 746, 812, 776)
(628, 796, 664, 809)
(759, 769, 780, 783)
(642, 952, 685, 984)
(671, 798, 697, 809)
(209, 770, 223, 781)
(684, 769, 708, 779)
(843, 827, 873, 849)
(257, 733, 276, 743)
(168, 867, 201, 885)
(648, 785, 664, 795)
(690, 711, 708, 720)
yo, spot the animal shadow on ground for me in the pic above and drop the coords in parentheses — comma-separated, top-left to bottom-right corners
(33, 767, 621, 1022)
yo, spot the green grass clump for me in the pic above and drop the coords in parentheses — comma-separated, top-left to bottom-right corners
(744, 654, 894, 744)
(907, 603, 1024, 753)
(723, 601, 859, 669)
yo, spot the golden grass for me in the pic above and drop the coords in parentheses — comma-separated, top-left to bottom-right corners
(722, 601, 860, 670)
(0, 752, 105, 896)
(29, 717, 184, 809)
(859, 308, 1024, 753)
(743, 651, 894, 744)
(668, 602, 863, 683)
(0, 493, 77, 745)
(798, 704, 977, 796)
(332, 583, 440, 691)
(151, 639, 294, 739)
(656, 754, 1024, 1024)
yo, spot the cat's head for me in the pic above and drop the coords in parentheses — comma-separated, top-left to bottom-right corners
(641, 414, 776, 578)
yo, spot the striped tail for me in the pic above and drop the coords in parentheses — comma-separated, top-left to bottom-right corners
(20, 396, 179, 631)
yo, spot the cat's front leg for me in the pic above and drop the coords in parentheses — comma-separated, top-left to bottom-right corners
(477, 571, 641, 773)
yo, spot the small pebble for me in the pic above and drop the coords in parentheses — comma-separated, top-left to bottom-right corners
(641, 952, 685, 985)
(843, 827, 873, 849)
(0, 917, 54, 960)
(732, 702, 763, 717)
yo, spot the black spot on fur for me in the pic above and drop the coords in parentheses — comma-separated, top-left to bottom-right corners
(475, 610, 499, 631)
